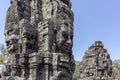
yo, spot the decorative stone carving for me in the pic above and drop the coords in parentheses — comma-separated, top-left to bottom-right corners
(79, 41, 112, 80)
(4, 0, 75, 80)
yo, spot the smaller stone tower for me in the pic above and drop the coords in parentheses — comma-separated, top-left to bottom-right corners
(79, 41, 112, 80)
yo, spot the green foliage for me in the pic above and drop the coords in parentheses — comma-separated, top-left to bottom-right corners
(0, 55, 3, 64)
(73, 61, 82, 80)
(112, 59, 120, 79)
(0, 44, 7, 64)
(0, 44, 7, 55)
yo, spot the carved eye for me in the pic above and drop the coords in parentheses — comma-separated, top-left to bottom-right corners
(61, 0, 70, 7)
(10, 39, 18, 43)
(7, 31, 9, 35)
(7, 29, 13, 35)
(6, 41, 10, 46)
(62, 31, 68, 39)
(70, 35, 73, 40)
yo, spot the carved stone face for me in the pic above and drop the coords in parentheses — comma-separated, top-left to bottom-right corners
(56, 22, 73, 53)
(5, 25, 19, 53)
(60, 0, 71, 8)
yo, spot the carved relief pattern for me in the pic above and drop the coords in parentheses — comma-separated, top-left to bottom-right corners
(4, 0, 75, 80)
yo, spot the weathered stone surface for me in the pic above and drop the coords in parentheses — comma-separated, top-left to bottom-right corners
(115, 73, 120, 80)
(4, 0, 75, 80)
(79, 41, 112, 80)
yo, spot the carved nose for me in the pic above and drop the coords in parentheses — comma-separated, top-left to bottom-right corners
(67, 39, 72, 44)
(9, 40, 13, 44)
(6, 40, 10, 46)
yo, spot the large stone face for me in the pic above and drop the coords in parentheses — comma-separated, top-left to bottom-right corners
(4, 0, 75, 80)
(79, 41, 112, 80)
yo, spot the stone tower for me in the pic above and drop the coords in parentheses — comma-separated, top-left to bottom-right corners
(4, 0, 75, 80)
(79, 41, 112, 80)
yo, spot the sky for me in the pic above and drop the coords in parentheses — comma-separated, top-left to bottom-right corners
(0, 0, 120, 61)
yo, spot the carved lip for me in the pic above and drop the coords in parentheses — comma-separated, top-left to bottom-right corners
(7, 45, 14, 51)
(7, 45, 12, 49)
(7, 44, 17, 52)
(63, 43, 72, 53)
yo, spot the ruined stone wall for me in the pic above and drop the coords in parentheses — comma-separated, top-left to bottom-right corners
(79, 41, 112, 80)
